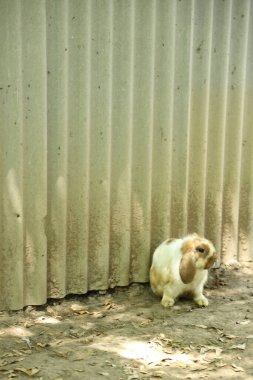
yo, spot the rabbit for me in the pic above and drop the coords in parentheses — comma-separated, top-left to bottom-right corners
(150, 233, 217, 307)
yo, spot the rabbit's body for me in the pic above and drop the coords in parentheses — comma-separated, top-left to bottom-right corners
(150, 234, 217, 307)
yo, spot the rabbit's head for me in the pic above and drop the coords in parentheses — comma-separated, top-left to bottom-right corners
(179, 234, 217, 284)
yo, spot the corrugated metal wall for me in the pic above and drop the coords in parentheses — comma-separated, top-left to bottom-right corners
(0, 0, 252, 310)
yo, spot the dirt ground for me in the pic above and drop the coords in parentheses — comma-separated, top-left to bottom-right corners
(0, 264, 253, 380)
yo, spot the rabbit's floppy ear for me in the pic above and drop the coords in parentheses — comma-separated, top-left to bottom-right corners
(179, 253, 196, 284)
(179, 239, 196, 284)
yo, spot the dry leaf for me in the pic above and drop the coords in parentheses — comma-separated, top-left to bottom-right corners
(104, 304, 114, 310)
(24, 321, 35, 328)
(139, 370, 148, 374)
(15, 367, 40, 376)
(0, 359, 8, 367)
(1, 353, 14, 358)
(12, 350, 23, 356)
(200, 347, 208, 355)
(78, 310, 90, 315)
(200, 346, 222, 356)
(37, 343, 50, 348)
(230, 343, 246, 350)
(140, 319, 152, 326)
(103, 298, 113, 306)
(232, 364, 244, 372)
(92, 311, 105, 319)
(214, 361, 226, 368)
(0, 357, 24, 367)
(70, 304, 90, 314)
(152, 371, 166, 378)
(237, 320, 251, 325)
(104, 361, 116, 368)
(191, 364, 209, 371)
(224, 334, 237, 339)
(103, 299, 120, 311)
(46, 306, 55, 315)
(2, 371, 17, 378)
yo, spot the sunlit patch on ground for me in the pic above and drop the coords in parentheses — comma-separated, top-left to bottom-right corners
(91, 336, 193, 365)
(0, 326, 33, 337)
(35, 316, 61, 325)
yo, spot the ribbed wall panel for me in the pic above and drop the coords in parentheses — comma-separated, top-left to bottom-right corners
(0, 0, 253, 310)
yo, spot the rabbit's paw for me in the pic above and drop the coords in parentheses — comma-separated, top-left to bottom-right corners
(194, 295, 209, 307)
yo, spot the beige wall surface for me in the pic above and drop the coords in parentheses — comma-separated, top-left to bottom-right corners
(0, 0, 252, 310)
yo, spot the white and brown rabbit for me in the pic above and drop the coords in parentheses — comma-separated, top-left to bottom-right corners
(150, 234, 217, 307)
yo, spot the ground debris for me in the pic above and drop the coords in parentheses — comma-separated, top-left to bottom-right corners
(14, 367, 40, 376)
(231, 364, 245, 372)
(0, 265, 252, 379)
(230, 343, 246, 350)
(70, 304, 91, 315)
(237, 320, 251, 325)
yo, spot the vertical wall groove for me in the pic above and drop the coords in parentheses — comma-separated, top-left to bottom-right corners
(203, 0, 214, 236)
(170, 0, 196, 238)
(185, 0, 195, 235)
(151, 0, 176, 248)
(221, 0, 249, 263)
(109, 0, 135, 287)
(22, 0, 48, 305)
(0, 0, 25, 309)
(107, 0, 114, 287)
(237, 0, 253, 261)
(87, 0, 113, 290)
(148, 0, 157, 260)
(127, 0, 135, 284)
(65, 0, 91, 294)
(46, 0, 69, 297)
(205, 0, 232, 258)
(129, 0, 157, 283)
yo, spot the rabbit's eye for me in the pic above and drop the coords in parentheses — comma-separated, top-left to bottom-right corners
(196, 247, 205, 254)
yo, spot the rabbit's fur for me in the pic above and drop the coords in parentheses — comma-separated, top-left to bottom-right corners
(150, 234, 217, 307)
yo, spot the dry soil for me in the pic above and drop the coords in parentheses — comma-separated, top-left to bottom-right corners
(0, 264, 253, 380)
